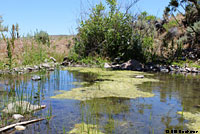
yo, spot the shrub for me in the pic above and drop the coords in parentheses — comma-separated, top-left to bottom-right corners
(34, 30, 50, 47)
(131, 12, 158, 62)
(186, 21, 200, 45)
(177, 21, 200, 48)
(71, 0, 157, 63)
(22, 40, 48, 65)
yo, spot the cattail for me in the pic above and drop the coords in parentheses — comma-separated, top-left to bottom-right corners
(16, 23, 20, 38)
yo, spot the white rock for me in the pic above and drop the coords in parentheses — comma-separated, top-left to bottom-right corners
(185, 67, 191, 72)
(15, 125, 26, 131)
(34, 65, 39, 70)
(3, 101, 46, 114)
(42, 63, 51, 68)
(32, 75, 41, 81)
(12, 114, 24, 120)
(50, 57, 57, 62)
(104, 63, 111, 69)
(135, 75, 144, 78)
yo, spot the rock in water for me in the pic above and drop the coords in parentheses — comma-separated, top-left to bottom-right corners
(104, 63, 111, 69)
(15, 125, 26, 131)
(135, 75, 144, 78)
(32, 75, 41, 81)
(120, 59, 143, 70)
(160, 68, 169, 73)
(12, 114, 24, 120)
(3, 101, 46, 114)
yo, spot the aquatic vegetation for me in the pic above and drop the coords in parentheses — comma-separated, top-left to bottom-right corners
(51, 67, 158, 100)
(177, 111, 200, 132)
(68, 123, 104, 134)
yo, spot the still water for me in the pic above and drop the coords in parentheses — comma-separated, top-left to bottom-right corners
(0, 68, 200, 134)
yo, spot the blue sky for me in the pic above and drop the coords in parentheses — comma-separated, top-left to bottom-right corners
(0, 0, 170, 35)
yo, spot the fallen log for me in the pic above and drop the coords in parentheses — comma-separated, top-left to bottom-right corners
(0, 118, 45, 132)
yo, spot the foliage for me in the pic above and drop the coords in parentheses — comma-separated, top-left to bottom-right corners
(163, 20, 178, 31)
(131, 12, 157, 62)
(0, 61, 6, 70)
(177, 21, 200, 48)
(34, 30, 50, 47)
(73, 0, 131, 61)
(1, 24, 17, 69)
(22, 39, 48, 65)
(172, 59, 200, 68)
(0, 16, 8, 32)
(72, 0, 157, 63)
(186, 21, 200, 45)
(165, 0, 200, 26)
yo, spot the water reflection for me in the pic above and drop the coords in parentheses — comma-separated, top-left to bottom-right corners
(0, 69, 199, 134)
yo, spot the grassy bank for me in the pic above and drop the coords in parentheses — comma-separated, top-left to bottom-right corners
(0, 34, 73, 70)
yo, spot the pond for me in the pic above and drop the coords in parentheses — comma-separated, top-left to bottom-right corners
(0, 67, 200, 134)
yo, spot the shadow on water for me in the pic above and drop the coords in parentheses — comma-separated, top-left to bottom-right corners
(0, 69, 200, 134)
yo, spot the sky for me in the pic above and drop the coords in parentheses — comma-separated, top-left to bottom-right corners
(0, 0, 170, 36)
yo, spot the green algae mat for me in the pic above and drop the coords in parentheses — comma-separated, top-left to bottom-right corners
(51, 67, 158, 101)
(177, 111, 200, 132)
(69, 123, 104, 134)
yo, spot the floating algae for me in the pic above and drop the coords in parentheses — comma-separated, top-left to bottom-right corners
(51, 67, 158, 101)
(68, 123, 104, 134)
(177, 111, 200, 132)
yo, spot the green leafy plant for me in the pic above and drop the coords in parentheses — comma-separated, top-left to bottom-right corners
(22, 39, 48, 65)
(71, 0, 157, 63)
(34, 30, 50, 47)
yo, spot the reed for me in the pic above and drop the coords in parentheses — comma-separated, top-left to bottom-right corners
(1, 24, 18, 69)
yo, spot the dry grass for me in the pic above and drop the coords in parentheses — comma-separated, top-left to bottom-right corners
(0, 35, 74, 67)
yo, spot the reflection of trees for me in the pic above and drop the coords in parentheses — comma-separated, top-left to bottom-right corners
(139, 73, 200, 131)
(140, 73, 200, 111)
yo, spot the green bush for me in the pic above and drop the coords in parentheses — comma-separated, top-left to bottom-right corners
(187, 21, 200, 44)
(177, 21, 200, 48)
(131, 12, 157, 62)
(22, 40, 48, 65)
(34, 30, 50, 47)
(71, 1, 157, 63)
(73, 1, 132, 61)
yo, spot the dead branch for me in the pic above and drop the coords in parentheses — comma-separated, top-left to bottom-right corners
(0, 118, 45, 133)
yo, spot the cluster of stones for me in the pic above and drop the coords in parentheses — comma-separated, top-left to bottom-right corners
(144, 64, 200, 74)
(0, 57, 58, 75)
(104, 59, 200, 74)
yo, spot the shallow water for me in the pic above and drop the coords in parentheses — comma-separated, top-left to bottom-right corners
(0, 69, 200, 134)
